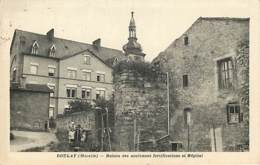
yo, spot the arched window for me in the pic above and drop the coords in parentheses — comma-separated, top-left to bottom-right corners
(49, 44, 56, 57)
(31, 41, 39, 54)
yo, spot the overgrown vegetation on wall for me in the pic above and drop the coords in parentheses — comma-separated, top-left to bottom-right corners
(236, 39, 249, 148)
(65, 97, 114, 115)
(236, 40, 249, 107)
(113, 60, 165, 82)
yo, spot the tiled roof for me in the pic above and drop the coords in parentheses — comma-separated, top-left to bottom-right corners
(11, 29, 125, 65)
(10, 83, 53, 93)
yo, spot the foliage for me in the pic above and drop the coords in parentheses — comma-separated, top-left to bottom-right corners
(113, 60, 165, 82)
(94, 97, 115, 128)
(236, 40, 249, 147)
(67, 99, 93, 114)
(236, 40, 249, 107)
(55, 128, 68, 142)
(94, 97, 113, 110)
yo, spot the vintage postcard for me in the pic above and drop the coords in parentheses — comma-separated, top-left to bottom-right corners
(0, 0, 260, 164)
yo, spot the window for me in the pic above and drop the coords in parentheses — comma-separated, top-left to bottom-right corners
(82, 71, 91, 81)
(183, 75, 188, 87)
(82, 88, 91, 99)
(84, 55, 91, 65)
(48, 85, 55, 97)
(171, 142, 183, 151)
(31, 41, 39, 54)
(48, 67, 55, 77)
(96, 90, 105, 99)
(97, 73, 105, 82)
(184, 36, 189, 45)
(49, 45, 56, 57)
(30, 65, 38, 74)
(218, 58, 233, 89)
(227, 103, 242, 124)
(67, 69, 77, 79)
(66, 88, 77, 98)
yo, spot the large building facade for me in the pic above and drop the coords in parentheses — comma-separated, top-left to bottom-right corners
(10, 29, 124, 118)
(153, 17, 249, 151)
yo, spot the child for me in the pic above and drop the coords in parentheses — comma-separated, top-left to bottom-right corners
(68, 121, 75, 144)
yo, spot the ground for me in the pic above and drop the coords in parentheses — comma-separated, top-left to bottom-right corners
(10, 130, 58, 152)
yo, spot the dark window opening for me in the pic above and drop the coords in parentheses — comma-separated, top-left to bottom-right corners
(183, 75, 188, 87)
(82, 90, 86, 98)
(184, 36, 189, 45)
(171, 142, 183, 151)
(96, 94, 100, 99)
(66, 88, 76, 98)
(86, 91, 90, 97)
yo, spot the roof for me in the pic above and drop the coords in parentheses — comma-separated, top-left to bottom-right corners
(11, 29, 124, 66)
(10, 83, 53, 93)
(200, 17, 249, 21)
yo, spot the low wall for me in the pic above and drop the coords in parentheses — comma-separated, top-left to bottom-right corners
(10, 89, 49, 131)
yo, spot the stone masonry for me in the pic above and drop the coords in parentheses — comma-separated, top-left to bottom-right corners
(113, 71, 168, 151)
(153, 17, 249, 151)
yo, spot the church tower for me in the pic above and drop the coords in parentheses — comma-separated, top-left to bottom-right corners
(123, 12, 145, 61)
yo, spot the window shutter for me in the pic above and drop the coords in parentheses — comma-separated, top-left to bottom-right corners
(226, 104, 230, 123)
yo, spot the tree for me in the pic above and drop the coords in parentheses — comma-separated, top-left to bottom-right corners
(67, 99, 93, 114)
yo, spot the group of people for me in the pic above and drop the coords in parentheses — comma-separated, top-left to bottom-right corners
(68, 121, 88, 150)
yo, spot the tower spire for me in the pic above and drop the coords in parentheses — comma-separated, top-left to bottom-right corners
(123, 11, 145, 61)
(129, 11, 136, 39)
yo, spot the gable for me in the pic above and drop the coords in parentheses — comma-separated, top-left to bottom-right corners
(60, 50, 113, 72)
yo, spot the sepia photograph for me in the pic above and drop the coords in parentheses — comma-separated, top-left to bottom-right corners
(1, 1, 259, 162)
(5, 0, 250, 153)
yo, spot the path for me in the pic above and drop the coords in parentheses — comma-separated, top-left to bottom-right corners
(10, 130, 58, 152)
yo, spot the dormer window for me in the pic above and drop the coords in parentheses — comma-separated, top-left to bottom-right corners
(49, 44, 56, 57)
(113, 57, 119, 66)
(31, 41, 39, 54)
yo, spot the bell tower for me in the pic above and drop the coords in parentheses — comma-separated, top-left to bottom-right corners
(123, 12, 145, 61)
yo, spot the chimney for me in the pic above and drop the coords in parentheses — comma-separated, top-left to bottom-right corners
(92, 38, 101, 50)
(47, 28, 54, 41)
(20, 76, 27, 89)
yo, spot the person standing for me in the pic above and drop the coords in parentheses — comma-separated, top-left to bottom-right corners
(68, 121, 75, 144)
(74, 124, 81, 151)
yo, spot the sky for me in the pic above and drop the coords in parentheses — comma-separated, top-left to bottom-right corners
(0, 0, 251, 61)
